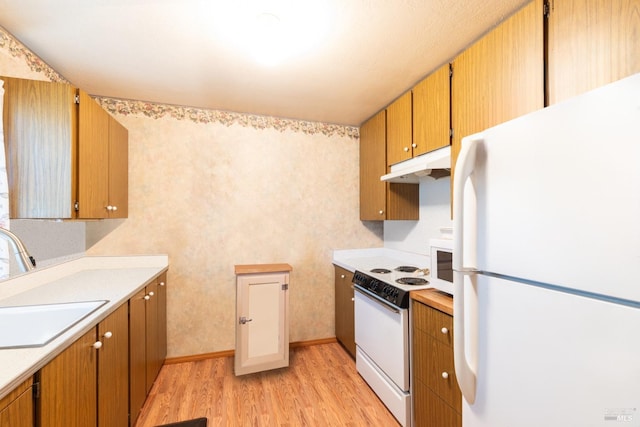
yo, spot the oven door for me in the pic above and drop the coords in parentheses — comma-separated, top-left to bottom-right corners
(354, 287, 409, 391)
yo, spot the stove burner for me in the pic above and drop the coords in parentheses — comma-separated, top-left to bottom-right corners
(370, 268, 391, 274)
(396, 277, 429, 286)
(395, 265, 419, 273)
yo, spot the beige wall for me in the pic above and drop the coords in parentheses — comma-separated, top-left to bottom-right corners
(1, 26, 383, 357)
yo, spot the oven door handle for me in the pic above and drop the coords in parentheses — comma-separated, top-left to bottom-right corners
(354, 286, 400, 314)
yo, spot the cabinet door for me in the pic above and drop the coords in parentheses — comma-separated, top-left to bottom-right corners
(98, 303, 129, 427)
(145, 280, 160, 393)
(360, 110, 387, 220)
(0, 377, 33, 427)
(386, 91, 413, 166)
(108, 116, 129, 218)
(451, 0, 544, 179)
(547, 0, 640, 104)
(129, 288, 147, 426)
(413, 63, 451, 156)
(39, 328, 97, 427)
(78, 89, 110, 219)
(334, 266, 355, 358)
(157, 273, 168, 364)
(1, 76, 77, 219)
(359, 110, 419, 221)
(235, 272, 289, 375)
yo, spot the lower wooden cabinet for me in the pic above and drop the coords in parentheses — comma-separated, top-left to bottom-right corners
(0, 377, 33, 427)
(334, 265, 355, 358)
(39, 304, 130, 427)
(412, 295, 461, 427)
(130, 272, 168, 425)
(35, 271, 167, 427)
(98, 303, 130, 427)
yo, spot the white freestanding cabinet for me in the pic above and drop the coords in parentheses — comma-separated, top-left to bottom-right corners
(234, 263, 292, 376)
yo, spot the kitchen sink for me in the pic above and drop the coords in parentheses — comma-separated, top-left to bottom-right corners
(0, 300, 108, 349)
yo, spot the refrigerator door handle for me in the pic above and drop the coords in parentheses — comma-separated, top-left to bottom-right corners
(453, 137, 480, 404)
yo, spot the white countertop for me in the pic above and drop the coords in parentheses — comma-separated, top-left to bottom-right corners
(332, 247, 430, 273)
(0, 255, 169, 400)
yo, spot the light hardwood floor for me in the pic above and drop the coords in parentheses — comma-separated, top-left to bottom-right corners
(135, 342, 400, 427)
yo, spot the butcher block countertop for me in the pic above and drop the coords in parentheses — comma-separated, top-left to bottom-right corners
(411, 289, 453, 316)
(234, 263, 293, 275)
(0, 255, 169, 401)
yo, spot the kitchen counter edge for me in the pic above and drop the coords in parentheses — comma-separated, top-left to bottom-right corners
(411, 289, 454, 315)
(0, 255, 169, 400)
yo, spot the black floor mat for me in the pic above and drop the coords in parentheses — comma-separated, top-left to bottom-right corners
(155, 417, 207, 427)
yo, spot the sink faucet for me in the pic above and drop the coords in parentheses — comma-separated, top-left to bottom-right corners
(0, 227, 36, 272)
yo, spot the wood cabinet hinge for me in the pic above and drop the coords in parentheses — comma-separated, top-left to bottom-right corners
(282, 283, 289, 291)
(543, 0, 551, 18)
(33, 381, 40, 399)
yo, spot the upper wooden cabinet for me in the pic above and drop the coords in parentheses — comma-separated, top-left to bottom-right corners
(386, 91, 413, 166)
(78, 90, 129, 219)
(413, 63, 451, 156)
(547, 0, 640, 104)
(1, 76, 128, 219)
(360, 110, 419, 221)
(451, 0, 545, 178)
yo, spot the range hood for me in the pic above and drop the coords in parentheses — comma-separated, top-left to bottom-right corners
(381, 145, 451, 183)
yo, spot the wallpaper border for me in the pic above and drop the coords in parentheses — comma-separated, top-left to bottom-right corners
(1, 26, 359, 140)
(95, 97, 359, 139)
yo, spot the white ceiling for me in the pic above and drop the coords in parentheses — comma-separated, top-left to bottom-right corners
(0, 0, 529, 126)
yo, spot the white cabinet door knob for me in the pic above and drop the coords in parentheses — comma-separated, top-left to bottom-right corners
(379, 210, 384, 215)
(412, 143, 417, 148)
(340, 274, 345, 279)
(441, 327, 449, 334)
(112, 205, 118, 211)
(106, 205, 113, 211)
(403, 147, 409, 152)
(103, 331, 113, 339)
(442, 372, 449, 379)
(148, 291, 154, 297)
(92, 341, 103, 350)
(144, 295, 150, 301)
(159, 281, 166, 287)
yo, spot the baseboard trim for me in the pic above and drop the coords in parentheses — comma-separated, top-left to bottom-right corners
(164, 337, 338, 365)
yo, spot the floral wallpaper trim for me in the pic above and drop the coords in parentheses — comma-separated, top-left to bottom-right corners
(95, 97, 359, 139)
(1, 26, 359, 139)
(0, 27, 69, 84)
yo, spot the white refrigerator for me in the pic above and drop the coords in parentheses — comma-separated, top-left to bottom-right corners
(452, 73, 640, 427)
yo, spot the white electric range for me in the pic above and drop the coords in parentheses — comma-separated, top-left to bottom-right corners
(333, 248, 433, 427)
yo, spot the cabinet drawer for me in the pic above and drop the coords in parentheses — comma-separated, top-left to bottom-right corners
(414, 379, 461, 427)
(413, 300, 453, 345)
(414, 329, 461, 413)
